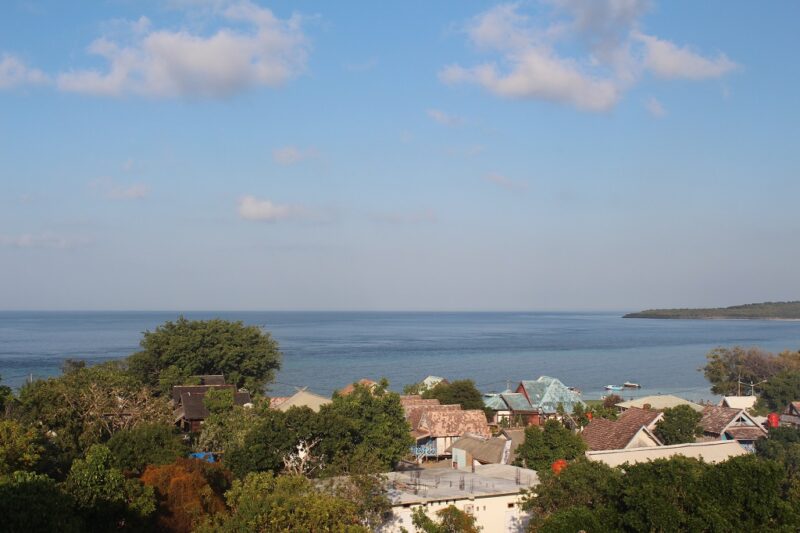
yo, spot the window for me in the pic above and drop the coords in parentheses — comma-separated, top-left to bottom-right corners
(507, 502, 515, 508)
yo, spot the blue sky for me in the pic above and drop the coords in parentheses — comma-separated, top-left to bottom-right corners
(1, 0, 799, 311)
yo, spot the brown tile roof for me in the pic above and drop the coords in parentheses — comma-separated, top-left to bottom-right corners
(417, 409, 490, 439)
(338, 379, 378, 396)
(399, 395, 441, 407)
(404, 404, 461, 431)
(724, 427, 767, 441)
(700, 406, 742, 436)
(581, 408, 662, 451)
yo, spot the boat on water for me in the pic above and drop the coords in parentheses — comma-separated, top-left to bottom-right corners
(604, 385, 625, 391)
(623, 381, 642, 389)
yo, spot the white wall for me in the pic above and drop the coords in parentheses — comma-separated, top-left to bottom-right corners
(381, 493, 530, 533)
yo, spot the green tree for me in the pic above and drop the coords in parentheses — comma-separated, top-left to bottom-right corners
(203, 387, 235, 415)
(654, 405, 703, 445)
(195, 403, 263, 454)
(702, 346, 800, 396)
(522, 458, 621, 529)
(15, 362, 170, 478)
(321, 380, 412, 470)
(411, 505, 482, 533)
(760, 370, 800, 412)
(223, 407, 306, 478)
(703, 454, 799, 530)
(106, 423, 188, 476)
(198, 472, 368, 532)
(127, 317, 282, 394)
(513, 420, 586, 471)
(0, 419, 44, 474)
(0, 374, 13, 415)
(618, 457, 711, 532)
(422, 379, 485, 411)
(64, 444, 156, 531)
(0, 471, 84, 532)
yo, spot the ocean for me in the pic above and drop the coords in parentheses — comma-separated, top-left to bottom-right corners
(2, 311, 800, 401)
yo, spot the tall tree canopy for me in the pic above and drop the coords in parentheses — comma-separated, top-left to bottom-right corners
(514, 420, 586, 471)
(15, 362, 170, 478)
(106, 423, 188, 476)
(654, 405, 703, 445)
(0, 419, 44, 475)
(198, 473, 368, 532)
(703, 346, 800, 396)
(422, 379, 485, 411)
(127, 317, 281, 394)
(759, 370, 800, 412)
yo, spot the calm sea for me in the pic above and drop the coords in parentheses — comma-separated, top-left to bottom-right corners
(2, 311, 800, 401)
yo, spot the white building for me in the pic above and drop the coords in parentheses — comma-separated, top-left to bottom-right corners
(381, 464, 538, 533)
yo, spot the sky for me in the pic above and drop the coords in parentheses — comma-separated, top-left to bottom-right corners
(1, 0, 799, 311)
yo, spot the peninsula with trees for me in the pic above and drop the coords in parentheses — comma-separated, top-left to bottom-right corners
(624, 301, 800, 319)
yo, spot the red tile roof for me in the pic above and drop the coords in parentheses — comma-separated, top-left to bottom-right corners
(417, 409, 491, 439)
(404, 404, 461, 431)
(581, 408, 662, 451)
(700, 406, 742, 436)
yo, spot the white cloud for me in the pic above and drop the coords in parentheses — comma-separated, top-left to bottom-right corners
(442, 2, 738, 112)
(636, 33, 738, 80)
(645, 96, 666, 118)
(272, 146, 317, 165)
(0, 53, 49, 89)
(0, 232, 89, 249)
(90, 177, 149, 200)
(57, 0, 308, 98)
(426, 108, 464, 126)
(238, 195, 307, 222)
(441, 50, 619, 111)
(484, 172, 527, 191)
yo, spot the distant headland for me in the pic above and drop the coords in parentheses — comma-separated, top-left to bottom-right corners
(624, 301, 800, 319)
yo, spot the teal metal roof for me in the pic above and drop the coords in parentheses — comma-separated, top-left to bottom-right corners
(520, 376, 585, 414)
(500, 393, 535, 412)
(483, 394, 508, 411)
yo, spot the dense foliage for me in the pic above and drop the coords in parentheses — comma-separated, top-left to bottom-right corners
(422, 379, 485, 411)
(411, 504, 482, 533)
(141, 458, 231, 533)
(14, 362, 171, 477)
(654, 405, 703, 444)
(64, 444, 156, 531)
(127, 317, 282, 393)
(198, 472, 369, 532)
(106, 423, 188, 475)
(523, 453, 800, 532)
(513, 419, 587, 471)
(702, 345, 800, 397)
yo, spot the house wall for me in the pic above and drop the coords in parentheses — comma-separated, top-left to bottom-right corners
(381, 493, 530, 533)
(627, 428, 660, 449)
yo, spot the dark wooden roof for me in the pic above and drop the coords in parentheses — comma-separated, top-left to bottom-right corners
(178, 389, 252, 421)
(171, 384, 233, 404)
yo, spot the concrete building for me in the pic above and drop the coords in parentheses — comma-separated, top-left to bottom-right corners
(381, 464, 538, 533)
